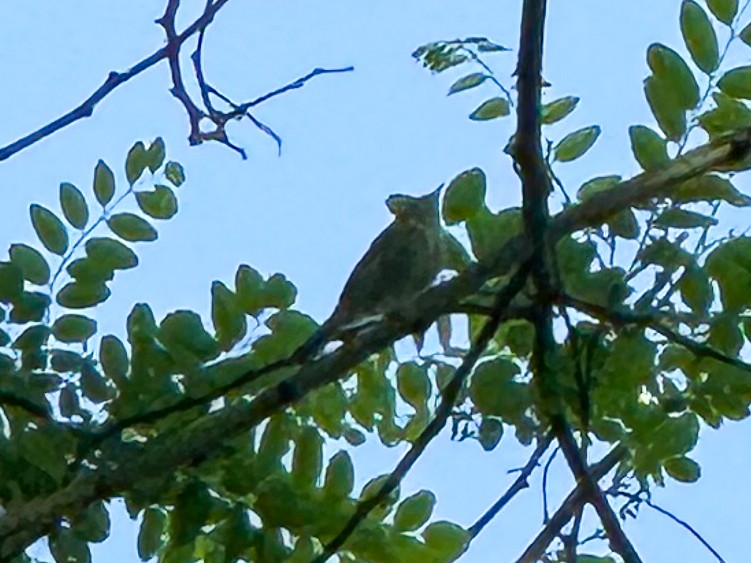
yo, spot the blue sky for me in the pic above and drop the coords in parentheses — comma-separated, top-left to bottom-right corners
(1, 1, 749, 561)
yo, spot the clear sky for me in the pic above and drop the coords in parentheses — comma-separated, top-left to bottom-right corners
(1, 1, 749, 561)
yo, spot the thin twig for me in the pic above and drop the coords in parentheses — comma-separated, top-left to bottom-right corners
(468, 433, 553, 539)
(611, 492, 726, 563)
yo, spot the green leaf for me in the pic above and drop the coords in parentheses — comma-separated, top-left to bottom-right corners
(673, 174, 751, 206)
(541, 96, 579, 124)
(136, 185, 178, 219)
(654, 208, 718, 229)
(19, 429, 68, 484)
(469, 97, 510, 120)
(323, 450, 355, 499)
(30, 204, 69, 256)
(397, 362, 431, 408)
(146, 137, 166, 172)
(469, 358, 521, 416)
(740, 21, 751, 45)
(160, 310, 219, 362)
(467, 207, 522, 262)
(647, 43, 700, 109)
(99, 335, 129, 385)
(629, 125, 669, 170)
(680, 0, 720, 73)
(13, 324, 51, 352)
(165, 161, 185, 187)
(448, 72, 488, 95)
(292, 425, 323, 489)
(554, 125, 601, 162)
(93, 160, 115, 206)
(263, 273, 297, 309)
(66, 257, 115, 284)
(50, 528, 91, 563)
(81, 361, 113, 402)
(235, 265, 266, 316)
(644, 75, 687, 141)
(422, 521, 468, 560)
(52, 314, 97, 343)
(678, 264, 712, 315)
(59, 384, 80, 418)
(577, 175, 622, 201)
(169, 482, 212, 546)
(0, 262, 24, 303)
(718, 66, 751, 99)
(125, 141, 148, 185)
(72, 501, 110, 543)
(394, 490, 435, 532)
(664, 456, 701, 482)
(698, 93, 751, 137)
(56, 281, 111, 309)
(138, 508, 166, 560)
(107, 213, 157, 242)
(50, 349, 83, 372)
(85, 237, 139, 270)
(10, 243, 50, 285)
(211, 281, 247, 351)
(707, 0, 738, 24)
(60, 182, 89, 229)
(608, 209, 640, 240)
(442, 167, 486, 225)
(478, 417, 504, 451)
(706, 238, 751, 312)
(10, 291, 51, 323)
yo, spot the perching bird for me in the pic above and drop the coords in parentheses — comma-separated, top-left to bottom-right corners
(293, 186, 444, 361)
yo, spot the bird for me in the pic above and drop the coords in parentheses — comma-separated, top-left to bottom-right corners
(293, 186, 444, 361)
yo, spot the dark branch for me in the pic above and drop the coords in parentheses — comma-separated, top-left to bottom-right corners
(0, 0, 352, 161)
(468, 433, 553, 540)
(515, 445, 627, 563)
(611, 492, 727, 563)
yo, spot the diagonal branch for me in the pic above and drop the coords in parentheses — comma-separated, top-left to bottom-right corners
(467, 433, 554, 540)
(515, 445, 627, 563)
(0, 0, 352, 161)
(312, 261, 534, 563)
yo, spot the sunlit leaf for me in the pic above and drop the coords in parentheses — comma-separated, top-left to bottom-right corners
(60, 182, 89, 230)
(448, 72, 488, 95)
(554, 125, 601, 162)
(30, 204, 68, 256)
(469, 97, 510, 120)
(681, 0, 720, 73)
(10, 243, 50, 285)
(93, 160, 115, 206)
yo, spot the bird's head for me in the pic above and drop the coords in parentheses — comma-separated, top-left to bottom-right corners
(385, 185, 442, 226)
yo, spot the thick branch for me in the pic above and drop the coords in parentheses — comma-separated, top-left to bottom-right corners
(515, 445, 627, 563)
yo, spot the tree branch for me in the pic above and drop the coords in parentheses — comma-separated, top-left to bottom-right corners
(467, 433, 554, 540)
(0, 0, 352, 161)
(515, 445, 627, 563)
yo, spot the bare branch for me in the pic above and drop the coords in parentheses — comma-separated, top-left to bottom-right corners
(0, 0, 352, 161)
(468, 433, 553, 540)
(515, 445, 626, 563)
(611, 492, 726, 563)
